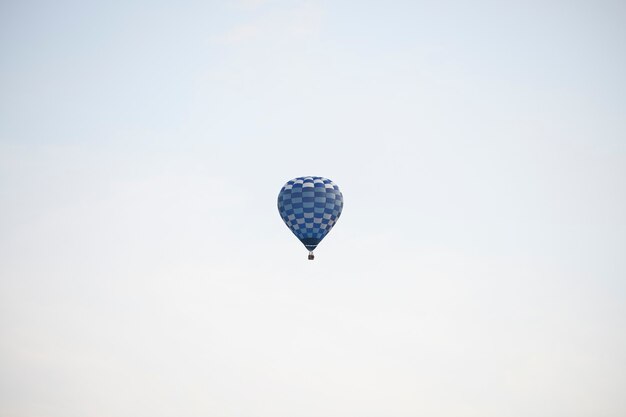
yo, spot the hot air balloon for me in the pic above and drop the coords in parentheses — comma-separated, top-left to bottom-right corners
(277, 176, 343, 260)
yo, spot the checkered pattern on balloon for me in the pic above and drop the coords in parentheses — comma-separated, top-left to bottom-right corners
(277, 176, 343, 260)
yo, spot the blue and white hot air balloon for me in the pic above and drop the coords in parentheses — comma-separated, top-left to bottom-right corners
(278, 176, 343, 260)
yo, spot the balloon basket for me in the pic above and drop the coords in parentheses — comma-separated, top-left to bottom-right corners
(308, 252, 315, 260)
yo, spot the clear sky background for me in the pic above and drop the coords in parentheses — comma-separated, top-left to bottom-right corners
(1, 1, 625, 416)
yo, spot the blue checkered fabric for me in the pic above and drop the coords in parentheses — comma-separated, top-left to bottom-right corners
(277, 176, 343, 251)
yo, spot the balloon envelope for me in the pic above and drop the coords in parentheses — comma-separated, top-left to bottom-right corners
(277, 176, 343, 253)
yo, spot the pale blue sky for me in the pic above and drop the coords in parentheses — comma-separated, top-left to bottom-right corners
(1, 1, 625, 416)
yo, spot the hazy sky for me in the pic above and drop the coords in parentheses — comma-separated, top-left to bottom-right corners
(1, 1, 625, 416)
